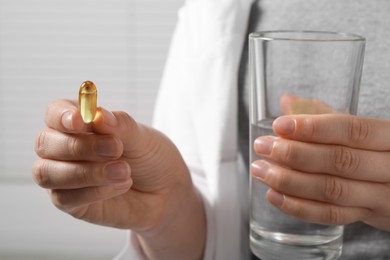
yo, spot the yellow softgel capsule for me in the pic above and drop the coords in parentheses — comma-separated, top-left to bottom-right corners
(79, 81, 98, 123)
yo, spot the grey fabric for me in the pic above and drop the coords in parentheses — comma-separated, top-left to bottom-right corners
(239, 0, 390, 259)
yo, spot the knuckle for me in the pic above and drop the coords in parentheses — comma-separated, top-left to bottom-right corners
(115, 111, 144, 150)
(323, 176, 346, 203)
(32, 160, 51, 187)
(76, 165, 92, 185)
(330, 146, 359, 176)
(324, 205, 346, 225)
(277, 141, 296, 165)
(301, 117, 317, 140)
(50, 190, 70, 211)
(35, 131, 47, 157)
(66, 135, 83, 158)
(272, 170, 289, 190)
(113, 137, 125, 157)
(285, 198, 307, 220)
(69, 207, 90, 221)
(89, 186, 104, 200)
(116, 111, 137, 132)
(347, 117, 370, 144)
(360, 209, 376, 223)
(290, 202, 306, 220)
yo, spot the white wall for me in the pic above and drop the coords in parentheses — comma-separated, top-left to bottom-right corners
(0, 0, 184, 258)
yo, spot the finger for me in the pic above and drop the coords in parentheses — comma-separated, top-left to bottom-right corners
(251, 160, 386, 209)
(272, 114, 390, 151)
(49, 180, 132, 212)
(279, 94, 334, 115)
(253, 136, 390, 182)
(35, 128, 123, 161)
(363, 216, 390, 232)
(33, 159, 131, 189)
(266, 189, 372, 226)
(280, 94, 300, 114)
(91, 107, 156, 156)
(45, 99, 91, 133)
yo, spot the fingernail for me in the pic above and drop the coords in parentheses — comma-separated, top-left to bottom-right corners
(103, 109, 118, 127)
(254, 138, 274, 155)
(273, 117, 295, 135)
(94, 138, 119, 157)
(113, 179, 132, 190)
(61, 111, 74, 131)
(105, 162, 130, 181)
(268, 190, 285, 207)
(251, 161, 269, 180)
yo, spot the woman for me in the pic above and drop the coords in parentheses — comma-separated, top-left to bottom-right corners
(33, 0, 390, 259)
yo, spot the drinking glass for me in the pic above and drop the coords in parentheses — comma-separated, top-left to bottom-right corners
(249, 31, 366, 260)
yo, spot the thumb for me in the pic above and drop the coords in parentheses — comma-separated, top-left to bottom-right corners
(280, 94, 334, 115)
(91, 107, 187, 192)
(91, 107, 152, 156)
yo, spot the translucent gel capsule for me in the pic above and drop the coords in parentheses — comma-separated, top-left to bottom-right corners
(79, 81, 98, 123)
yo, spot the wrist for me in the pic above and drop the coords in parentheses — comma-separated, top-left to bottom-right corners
(135, 178, 206, 260)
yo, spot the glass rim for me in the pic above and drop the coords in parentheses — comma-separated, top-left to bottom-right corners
(249, 30, 365, 42)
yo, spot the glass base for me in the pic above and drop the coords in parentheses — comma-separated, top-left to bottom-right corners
(250, 229, 343, 260)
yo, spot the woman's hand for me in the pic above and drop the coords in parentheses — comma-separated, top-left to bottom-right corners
(33, 99, 205, 260)
(251, 114, 390, 232)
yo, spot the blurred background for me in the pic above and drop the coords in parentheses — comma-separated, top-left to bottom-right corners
(0, 0, 183, 259)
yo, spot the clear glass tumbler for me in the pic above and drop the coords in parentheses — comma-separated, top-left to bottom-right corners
(249, 31, 366, 260)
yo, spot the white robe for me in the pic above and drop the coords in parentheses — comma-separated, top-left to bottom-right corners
(114, 0, 254, 259)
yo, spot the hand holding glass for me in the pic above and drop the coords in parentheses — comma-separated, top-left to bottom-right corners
(249, 31, 366, 260)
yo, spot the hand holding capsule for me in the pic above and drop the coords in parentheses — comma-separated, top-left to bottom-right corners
(33, 98, 206, 260)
